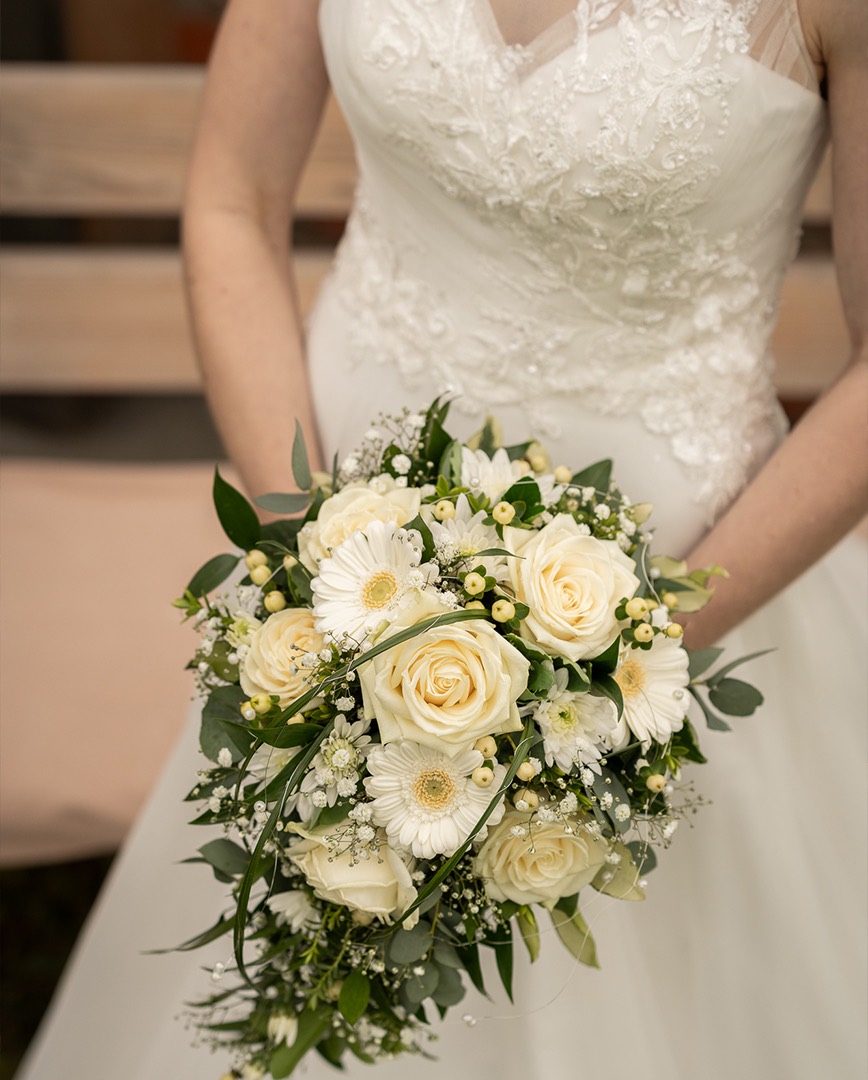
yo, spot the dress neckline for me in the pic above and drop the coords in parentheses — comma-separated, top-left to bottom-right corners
(473, 0, 581, 78)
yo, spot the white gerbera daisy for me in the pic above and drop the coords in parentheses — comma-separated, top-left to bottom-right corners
(535, 668, 618, 773)
(429, 494, 509, 580)
(363, 741, 507, 859)
(311, 520, 438, 644)
(460, 447, 524, 504)
(611, 636, 690, 749)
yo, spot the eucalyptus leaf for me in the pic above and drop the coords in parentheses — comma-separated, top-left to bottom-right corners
(292, 419, 313, 491)
(186, 553, 240, 597)
(687, 646, 725, 679)
(431, 963, 466, 1008)
(689, 686, 732, 732)
(592, 770, 633, 834)
(626, 840, 658, 875)
(591, 841, 646, 901)
(433, 942, 463, 969)
(706, 648, 775, 683)
(198, 838, 249, 879)
(708, 677, 764, 717)
(338, 971, 371, 1025)
(254, 492, 312, 515)
(404, 964, 440, 1005)
(386, 923, 432, 965)
(213, 468, 261, 550)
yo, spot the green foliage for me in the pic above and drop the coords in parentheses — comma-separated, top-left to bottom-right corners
(185, 553, 241, 598)
(494, 920, 514, 1002)
(516, 906, 540, 962)
(551, 905, 599, 969)
(270, 1009, 330, 1078)
(213, 468, 261, 550)
(708, 677, 764, 716)
(254, 492, 312, 515)
(200, 685, 251, 762)
(338, 972, 371, 1025)
(570, 459, 612, 493)
(292, 419, 313, 492)
(197, 838, 250, 879)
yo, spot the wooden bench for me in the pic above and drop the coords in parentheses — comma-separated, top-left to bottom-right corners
(0, 64, 851, 865)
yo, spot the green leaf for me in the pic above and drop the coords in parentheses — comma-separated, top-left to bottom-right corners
(386, 923, 432, 965)
(589, 635, 621, 673)
(438, 438, 464, 487)
(404, 964, 440, 1005)
(213, 468, 261, 550)
(455, 941, 485, 996)
(687, 647, 725, 679)
(504, 441, 532, 462)
(404, 513, 436, 561)
(516, 907, 540, 962)
(708, 677, 764, 717)
(551, 907, 599, 968)
(432, 942, 463, 969)
(292, 419, 313, 491)
(254, 492, 312, 515)
(198, 838, 249, 879)
(500, 477, 541, 510)
(477, 416, 499, 455)
(420, 400, 451, 464)
(270, 1008, 330, 1078)
(338, 971, 371, 1025)
(431, 963, 466, 1008)
(186, 553, 240, 597)
(626, 840, 658, 875)
(671, 718, 707, 765)
(688, 686, 732, 732)
(591, 841, 646, 901)
(570, 459, 612, 493)
(589, 675, 624, 720)
(591, 769, 632, 834)
(706, 648, 775, 683)
(494, 922, 514, 1003)
(150, 913, 234, 954)
(200, 685, 250, 762)
(230, 720, 322, 750)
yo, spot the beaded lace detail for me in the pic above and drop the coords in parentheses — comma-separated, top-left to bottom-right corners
(321, 0, 826, 518)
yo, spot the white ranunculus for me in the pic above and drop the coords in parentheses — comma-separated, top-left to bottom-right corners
(534, 668, 618, 772)
(505, 514, 640, 661)
(297, 480, 421, 570)
(474, 810, 609, 906)
(426, 493, 510, 581)
(288, 824, 417, 926)
(267, 1012, 298, 1047)
(240, 607, 325, 708)
(358, 591, 529, 757)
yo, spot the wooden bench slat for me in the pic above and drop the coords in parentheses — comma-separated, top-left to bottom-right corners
(1, 64, 828, 224)
(0, 246, 333, 391)
(0, 65, 357, 218)
(0, 246, 848, 395)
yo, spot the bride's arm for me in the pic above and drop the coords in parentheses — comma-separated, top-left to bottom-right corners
(681, 0, 868, 649)
(182, 0, 328, 498)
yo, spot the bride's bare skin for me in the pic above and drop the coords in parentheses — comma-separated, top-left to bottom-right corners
(183, 0, 867, 649)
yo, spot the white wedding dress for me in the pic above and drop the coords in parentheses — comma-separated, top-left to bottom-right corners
(19, 2, 867, 1078)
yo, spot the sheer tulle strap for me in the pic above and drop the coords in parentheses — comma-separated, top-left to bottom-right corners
(747, 0, 822, 94)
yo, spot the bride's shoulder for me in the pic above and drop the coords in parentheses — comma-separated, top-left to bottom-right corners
(795, 0, 868, 80)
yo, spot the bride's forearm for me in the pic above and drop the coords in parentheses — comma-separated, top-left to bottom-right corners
(680, 354, 868, 648)
(183, 208, 322, 501)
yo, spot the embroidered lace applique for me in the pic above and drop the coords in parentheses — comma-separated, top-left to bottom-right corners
(323, 0, 825, 517)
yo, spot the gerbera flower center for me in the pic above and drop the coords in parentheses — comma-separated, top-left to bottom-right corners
(615, 657, 647, 698)
(361, 570, 399, 610)
(412, 768, 457, 811)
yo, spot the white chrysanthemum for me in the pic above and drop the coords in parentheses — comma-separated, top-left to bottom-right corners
(311, 520, 438, 644)
(291, 715, 372, 821)
(247, 742, 301, 791)
(611, 637, 690, 749)
(535, 668, 618, 772)
(460, 447, 523, 504)
(429, 494, 509, 580)
(266, 889, 317, 932)
(363, 741, 507, 859)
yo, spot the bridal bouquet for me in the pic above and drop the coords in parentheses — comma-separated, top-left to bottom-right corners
(173, 399, 763, 1079)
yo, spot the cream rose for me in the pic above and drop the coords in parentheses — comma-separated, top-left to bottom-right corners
(297, 480, 421, 570)
(359, 592, 529, 757)
(474, 811, 609, 906)
(505, 515, 640, 662)
(240, 607, 325, 708)
(288, 825, 417, 925)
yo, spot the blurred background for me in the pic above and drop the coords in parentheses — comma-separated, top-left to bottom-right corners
(0, 2, 855, 1077)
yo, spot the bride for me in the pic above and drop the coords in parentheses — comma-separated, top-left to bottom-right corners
(19, 2, 867, 1078)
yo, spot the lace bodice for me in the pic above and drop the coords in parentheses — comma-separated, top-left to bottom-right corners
(311, 0, 827, 530)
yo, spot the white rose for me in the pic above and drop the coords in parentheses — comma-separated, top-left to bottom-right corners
(359, 591, 529, 757)
(297, 480, 421, 570)
(474, 810, 609, 906)
(240, 607, 325, 708)
(505, 514, 640, 661)
(288, 825, 417, 925)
